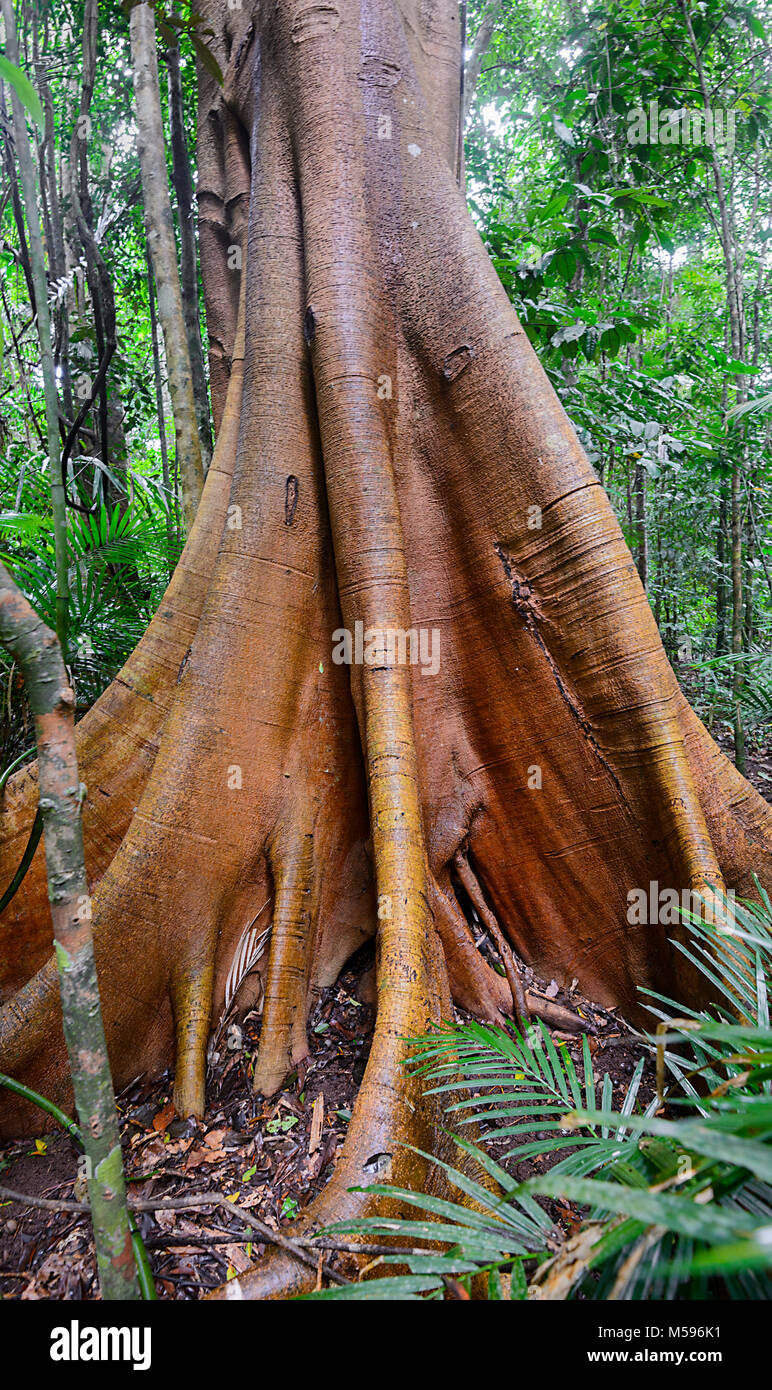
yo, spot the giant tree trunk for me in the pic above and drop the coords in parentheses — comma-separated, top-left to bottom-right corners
(2, 0, 772, 1300)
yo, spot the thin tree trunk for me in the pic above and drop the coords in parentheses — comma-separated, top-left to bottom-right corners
(64, 0, 115, 501)
(463, 0, 503, 117)
(731, 464, 746, 771)
(633, 458, 647, 590)
(130, 0, 204, 528)
(1, 0, 69, 651)
(36, 58, 73, 425)
(146, 248, 176, 557)
(165, 39, 212, 470)
(0, 84, 36, 316)
(0, 564, 139, 1301)
(743, 504, 755, 649)
(715, 485, 728, 657)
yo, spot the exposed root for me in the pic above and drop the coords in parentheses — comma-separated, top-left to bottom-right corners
(208, 886, 455, 1300)
(453, 847, 530, 1029)
(172, 950, 216, 1120)
(252, 835, 315, 1097)
(427, 872, 510, 1021)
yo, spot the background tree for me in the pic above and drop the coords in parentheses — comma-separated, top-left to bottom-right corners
(129, 0, 204, 525)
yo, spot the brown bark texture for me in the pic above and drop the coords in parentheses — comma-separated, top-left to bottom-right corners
(1, 0, 772, 1299)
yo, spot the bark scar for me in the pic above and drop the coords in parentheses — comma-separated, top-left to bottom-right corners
(358, 55, 402, 87)
(233, 21, 254, 69)
(290, 3, 340, 43)
(494, 543, 630, 808)
(442, 344, 474, 381)
(177, 647, 192, 684)
(285, 476, 299, 526)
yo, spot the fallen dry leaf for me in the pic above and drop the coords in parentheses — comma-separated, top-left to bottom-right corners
(222, 1243, 254, 1273)
(153, 1101, 176, 1133)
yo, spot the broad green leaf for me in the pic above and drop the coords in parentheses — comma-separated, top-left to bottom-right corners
(0, 55, 44, 129)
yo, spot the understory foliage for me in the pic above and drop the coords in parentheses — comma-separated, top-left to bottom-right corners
(0, 466, 180, 765)
(311, 893, 772, 1299)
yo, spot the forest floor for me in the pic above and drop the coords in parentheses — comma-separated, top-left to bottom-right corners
(0, 946, 651, 1299)
(0, 727, 768, 1301)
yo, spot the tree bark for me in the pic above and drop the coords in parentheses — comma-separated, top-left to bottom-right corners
(0, 565, 138, 1300)
(715, 485, 728, 657)
(731, 463, 746, 773)
(33, 43, 73, 425)
(633, 458, 647, 590)
(61, 0, 119, 506)
(129, 0, 204, 527)
(1, 0, 771, 1305)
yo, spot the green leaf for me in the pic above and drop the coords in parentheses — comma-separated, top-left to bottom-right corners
(553, 117, 575, 146)
(527, 1174, 747, 1243)
(588, 227, 618, 248)
(190, 33, 224, 86)
(509, 1257, 528, 1299)
(0, 55, 44, 130)
(550, 246, 577, 282)
(568, 1108, 772, 1184)
(303, 1274, 442, 1299)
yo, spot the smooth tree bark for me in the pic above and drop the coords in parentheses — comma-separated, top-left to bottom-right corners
(129, 0, 204, 527)
(0, 83, 37, 317)
(33, 38, 73, 426)
(633, 458, 647, 591)
(0, 566, 138, 1300)
(1, 0, 772, 1302)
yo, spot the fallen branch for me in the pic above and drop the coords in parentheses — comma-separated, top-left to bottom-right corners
(525, 992, 590, 1034)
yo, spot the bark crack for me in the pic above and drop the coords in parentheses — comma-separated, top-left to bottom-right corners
(494, 542, 631, 810)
